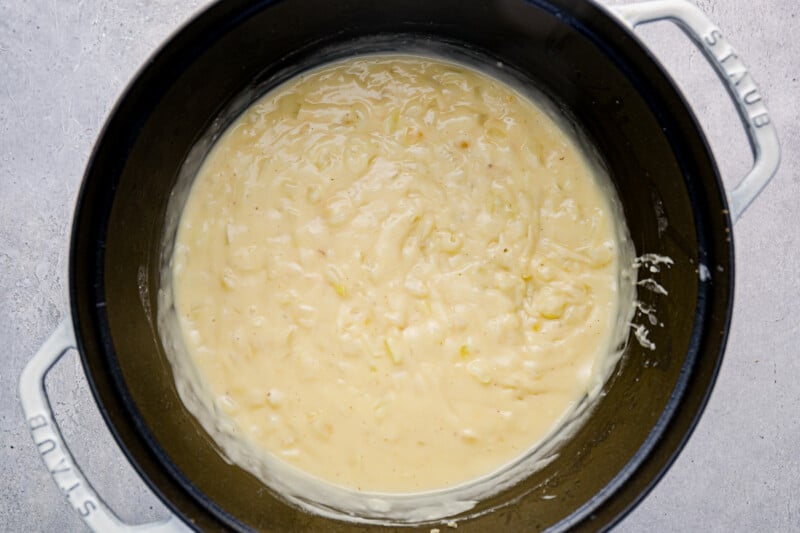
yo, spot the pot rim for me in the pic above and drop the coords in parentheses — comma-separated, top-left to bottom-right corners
(68, 0, 735, 530)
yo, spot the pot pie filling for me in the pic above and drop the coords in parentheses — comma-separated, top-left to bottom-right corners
(167, 56, 632, 496)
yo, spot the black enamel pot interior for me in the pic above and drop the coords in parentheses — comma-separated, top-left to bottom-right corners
(70, 0, 733, 530)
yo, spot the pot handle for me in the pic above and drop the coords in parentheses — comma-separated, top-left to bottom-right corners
(608, 0, 780, 223)
(19, 318, 191, 532)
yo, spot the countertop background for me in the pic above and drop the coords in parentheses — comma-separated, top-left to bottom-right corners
(1, 0, 798, 530)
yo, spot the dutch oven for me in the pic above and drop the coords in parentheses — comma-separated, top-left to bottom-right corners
(20, 0, 780, 531)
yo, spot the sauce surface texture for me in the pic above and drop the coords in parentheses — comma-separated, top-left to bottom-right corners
(171, 56, 625, 492)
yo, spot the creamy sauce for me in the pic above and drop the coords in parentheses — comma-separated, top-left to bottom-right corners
(163, 55, 634, 509)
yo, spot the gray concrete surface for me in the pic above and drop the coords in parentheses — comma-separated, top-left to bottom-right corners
(1, 0, 798, 530)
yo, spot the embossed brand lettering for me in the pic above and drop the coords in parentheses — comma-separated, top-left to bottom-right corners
(703, 28, 770, 129)
(29, 415, 48, 431)
(743, 89, 762, 105)
(728, 69, 747, 86)
(704, 29, 723, 46)
(27, 413, 98, 519)
(719, 51, 738, 65)
(753, 113, 771, 128)
(78, 500, 97, 517)
(50, 456, 70, 475)
(37, 437, 57, 456)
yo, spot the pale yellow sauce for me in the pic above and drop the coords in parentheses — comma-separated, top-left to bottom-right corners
(170, 56, 626, 493)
